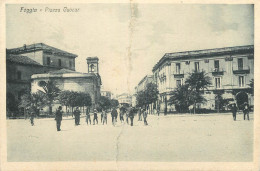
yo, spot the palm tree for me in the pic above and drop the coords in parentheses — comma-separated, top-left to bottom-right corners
(185, 71, 211, 114)
(169, 84, 191, 113)
(38, 80, 60, 115)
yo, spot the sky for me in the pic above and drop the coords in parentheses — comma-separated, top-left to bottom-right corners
(6, 4, 254, 95)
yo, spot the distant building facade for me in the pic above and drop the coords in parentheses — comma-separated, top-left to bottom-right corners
(101, 91, 112, 99)
(6, 43, 77, 115)
(117, 93, 132, 106)
(152, 45, 254, 112)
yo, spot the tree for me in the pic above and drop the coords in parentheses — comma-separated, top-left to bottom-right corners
(136, 83, 159, 113)
(19, 91, 46, 116)
(249, 79, 254, 96)
(185, 71, 211, 113)
(169, 84, 191, 113)
(98, 96, 111, 111)
(111, 99, 119, 108)
(58, 91, 71, 113)
(38, 80, 60, 115)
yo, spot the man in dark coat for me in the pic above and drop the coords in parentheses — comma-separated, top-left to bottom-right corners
(93, 109, 98, 125)
(74, 107, 81, 125)
(143, 109, 148, 125)
(243, 102, 250, 120)
(55, 106, 63, 131)
(230, 103, 238, 121)
(128, 107, 135, 126)
(111, 107, 117, 126)
(29, 106, 35, 126)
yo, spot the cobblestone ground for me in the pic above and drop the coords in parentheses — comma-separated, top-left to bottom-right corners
(7, 113, 253, 162)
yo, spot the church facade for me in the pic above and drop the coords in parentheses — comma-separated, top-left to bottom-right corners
(31, 57, 102, 112)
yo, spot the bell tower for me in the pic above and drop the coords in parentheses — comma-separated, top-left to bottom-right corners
(87, 57, 99, 74)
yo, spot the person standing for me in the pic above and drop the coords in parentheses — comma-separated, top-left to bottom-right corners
(93, 109, 98, 125)
(129, 107, 135, 126)
(29, 106, 35, 126)
(126, 109, 129, 124)
(143, 109, 148, 125)
(120, 108, 124, 123)
(55, 106, 63, 131)
(111, 107, 117, 126)
(85, 107, 91, 125)
(157, 108, 160, 116)
(74, 107, 81, 125)
(138, 107, 142, 121)
(243, 102, 250, 120)
(102, 110, 107, 125)
(101, 109, 103, 123)
(230, 103, 238, 121)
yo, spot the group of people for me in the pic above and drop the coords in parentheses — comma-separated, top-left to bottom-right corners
(54, 106, 148, 131)
(229, 102, 250, 121)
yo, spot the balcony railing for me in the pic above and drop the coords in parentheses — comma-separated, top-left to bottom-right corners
(173, 71, 184, 78)
(233, 66, 250, 74)
(211, 68, 225, 76)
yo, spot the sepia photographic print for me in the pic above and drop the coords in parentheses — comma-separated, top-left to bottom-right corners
(1, 1, 259, 170)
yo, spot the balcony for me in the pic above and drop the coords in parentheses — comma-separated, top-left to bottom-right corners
(233, 66, 250, 74)
(173, 71, 184, 78)
(211, 68, 224, 76)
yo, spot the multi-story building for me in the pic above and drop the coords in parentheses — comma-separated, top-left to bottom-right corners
(117, 93, 132, 106)
(152, 45, 254, 112)
(31, 57, 102, 112)
(6, 43, 77, 115)
(101, 91, 112, 99)
(7, 43, 77, 71)
(134, 75, 154, 108)
(135, 75, 154, 93)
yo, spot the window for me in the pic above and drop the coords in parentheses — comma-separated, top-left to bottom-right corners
(176, 80, 181, 87)
(214, 60, 219, 71)
(69, 61, 72, 68)
(215, 77, 221, 88)
(58, 59, 62, 67)
(239, 76, 245, 87)
(17, 71, 22, 80)
(195, 62, 199, 72)
(90, 64, 95, 72)
(47, 57, 51, 65)
(238, 58, 243, 70)
(176, 63, 181, 74)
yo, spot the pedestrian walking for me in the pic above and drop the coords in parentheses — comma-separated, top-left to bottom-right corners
(102, 110, 107, 125)
(243, 102, 250, 120)
(129, 107, 135, 126)
(120, 108, 125, 123)
(29, 107, 35, 126)
(55, 106, 63, 131)
(157, 108, 160, 116)
(138, 107, 142, 121)
(74, 107, 81, 125)
(85, 107, 91, 125)
(230, 103, 238, 121)
(101, 109, 103, 123)
(111, 107, 117, 126)
(93, 109, 98, 125)
(126, 109, 129, 124)
(143, 109, 148, 125)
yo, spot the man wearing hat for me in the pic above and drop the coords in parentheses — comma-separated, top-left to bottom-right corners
(74, 107, 81, 125)
(93, 109, 98, 125)
(55, 106, 63, 131)
(243, 102, 250, 120)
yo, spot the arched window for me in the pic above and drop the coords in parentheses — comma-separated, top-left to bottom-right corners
(90, 64, 95, 72)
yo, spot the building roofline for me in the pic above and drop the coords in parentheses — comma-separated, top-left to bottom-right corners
(152, 45, 254, 72)
(138, 75, 153, 86)
(6, 43, 78, 58)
